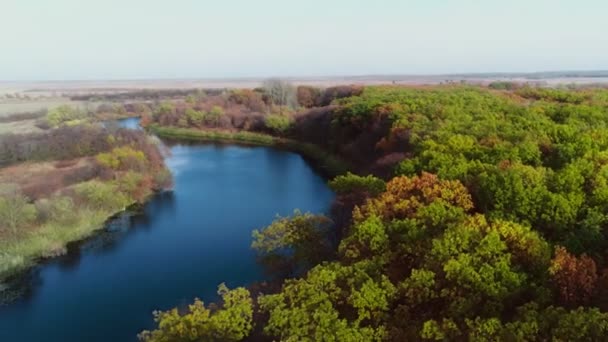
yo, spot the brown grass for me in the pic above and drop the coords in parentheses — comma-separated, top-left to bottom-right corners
(0, 158, 96, 199)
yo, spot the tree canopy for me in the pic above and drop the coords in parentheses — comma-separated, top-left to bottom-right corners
(142, 85, 608, 341)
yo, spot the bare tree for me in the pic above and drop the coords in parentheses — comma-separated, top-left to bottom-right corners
(262, 78, 297, 114)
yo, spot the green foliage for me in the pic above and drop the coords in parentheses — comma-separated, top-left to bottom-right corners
(236, 174, 564, 340)
(139, 284, 253, 342)
(329, 172, 386, 196)
(154, 101, 175, 117)
(46, 105, 87, 126)
(151, 125, 276, 145)
(258, 262, 392, 342)
(430, 220, 527, 315)
(488, 81, 518, 90)
(341, 214, 388, 259)
(335, 86, 608, 253)
(264, 114, 293, 134)
(206, 106, 224, 126)
(503, 303, 608, 341)
(142, 86, 608, 341)
(96, 146, 147, 171)
(184, 108, 206, 126)
(252, 210, 333, 276)
(516, 87, 590, 103)
(0, 207, 110, 280)
(75, 180, 130, 211)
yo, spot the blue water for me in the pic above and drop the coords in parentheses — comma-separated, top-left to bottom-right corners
(0, 136, 334, 341)
(102, 116, 142, 130)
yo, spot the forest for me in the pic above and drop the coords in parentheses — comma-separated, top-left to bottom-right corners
(136, 83, 608, 341)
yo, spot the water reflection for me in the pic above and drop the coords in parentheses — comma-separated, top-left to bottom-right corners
(0, 191, 178, 307)
(102, 117, 142, 130)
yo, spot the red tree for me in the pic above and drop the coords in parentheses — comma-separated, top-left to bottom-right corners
(550, 246, 598, 307)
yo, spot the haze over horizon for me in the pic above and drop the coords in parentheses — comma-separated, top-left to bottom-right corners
(1, 0, 606, 81)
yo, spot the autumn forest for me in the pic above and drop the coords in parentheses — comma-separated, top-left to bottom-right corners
(3, 81, 608, 341)
(136, 83, 608, 340)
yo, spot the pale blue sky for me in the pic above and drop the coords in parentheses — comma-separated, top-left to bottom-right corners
(1, 0, 606, 80)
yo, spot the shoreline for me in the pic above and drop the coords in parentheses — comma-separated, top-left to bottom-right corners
(0, 201, 137, 281)
(150, 125, 351, 179)
(0, 199, 160, 304)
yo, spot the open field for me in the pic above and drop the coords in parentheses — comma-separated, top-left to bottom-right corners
(0, 158, 95, 198)
(0, 119, 43, 135)
(0, 98, 90, 116)
(0, 97, 96, 134)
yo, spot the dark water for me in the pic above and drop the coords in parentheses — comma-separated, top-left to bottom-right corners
(0, 124, 334, 341)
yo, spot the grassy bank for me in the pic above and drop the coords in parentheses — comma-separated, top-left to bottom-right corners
(150, 125, 351, 178)
(0, 206, 131, 281)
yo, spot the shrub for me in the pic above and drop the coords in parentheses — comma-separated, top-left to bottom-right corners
(0, 184, 37, 236)
(205, 106, 225, 127)
(264, 114, 292, 134)
(329, 172, 386, 196)
(35, 196, 77, 225)
(96, 146, 147, 171)
(185, 108, 206, 126)
(46, 105, 87, 126)
(139, 284, 253, 342)
(75, 180, 130, 211)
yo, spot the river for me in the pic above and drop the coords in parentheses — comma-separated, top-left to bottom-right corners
(0, 118, 335, 341)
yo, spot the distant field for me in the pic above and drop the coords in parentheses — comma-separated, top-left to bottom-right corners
(0, 119, 42, 134)
(0, 98, 87, 134)
(1, 73, 608, 98)
(0, 98, 87, 116)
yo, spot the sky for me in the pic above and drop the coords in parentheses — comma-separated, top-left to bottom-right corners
(0, 0, 606, 80)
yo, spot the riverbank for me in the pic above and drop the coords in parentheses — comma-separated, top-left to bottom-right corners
(0, 125, 172, 290)
(0, 170, 163, 286)
(0, 203, 132, 282)
(149, 125, 351, 178)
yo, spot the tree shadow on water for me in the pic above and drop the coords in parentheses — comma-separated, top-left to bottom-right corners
(0, 191, 176, 305)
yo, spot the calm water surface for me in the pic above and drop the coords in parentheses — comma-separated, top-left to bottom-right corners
(0, 122, 334, 341)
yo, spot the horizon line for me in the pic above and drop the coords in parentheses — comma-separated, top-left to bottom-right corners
(2, 69, 608, 83)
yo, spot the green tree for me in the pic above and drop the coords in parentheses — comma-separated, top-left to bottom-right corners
(258, 262, 392, 342)
(185, 108, 206, 127)
(155, 102, 175, 117)
(205, 106, 224, 127)
(264, 114, 292, 134)
(139, 284, 253, 342)
(252, 210, 333, 277)
(503, 303, 608, 341)
(75, 180, 130, 211)
(96, 146, 147, 171)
